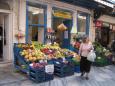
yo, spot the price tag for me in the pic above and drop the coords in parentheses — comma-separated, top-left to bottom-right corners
(45, 64, 54, 74)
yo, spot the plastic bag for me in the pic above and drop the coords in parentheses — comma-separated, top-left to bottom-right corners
(87, 50, 96, 62)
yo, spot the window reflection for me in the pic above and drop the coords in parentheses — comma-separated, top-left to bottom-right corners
(28, 6, 44, 25)
(77, 14, 86, 33)
(28, 26, 44, 43)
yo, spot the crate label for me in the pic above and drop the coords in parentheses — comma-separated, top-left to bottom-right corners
(45, 64, 54, 74)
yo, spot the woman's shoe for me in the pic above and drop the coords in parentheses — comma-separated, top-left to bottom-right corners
(85, 77, 89, 80)
(81, 72, 85, 77)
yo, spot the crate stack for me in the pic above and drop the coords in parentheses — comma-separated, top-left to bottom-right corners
(54, 62, 74, 77)
(29, 67, 54, 83)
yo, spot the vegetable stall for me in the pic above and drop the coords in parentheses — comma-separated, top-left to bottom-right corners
(93, 42, 113, 66)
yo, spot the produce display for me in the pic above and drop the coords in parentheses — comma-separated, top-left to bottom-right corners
(18, 42, 80, 63)
(93, 42, 112, 66)
(14, 42, 81, 82)
(20, 49, 45, 62)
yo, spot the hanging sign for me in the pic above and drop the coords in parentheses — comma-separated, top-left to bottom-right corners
(53, 10, 72, 19)
(95, 21, 103, 27)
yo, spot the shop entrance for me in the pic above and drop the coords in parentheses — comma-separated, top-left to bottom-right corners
(0, 13, 8, 61)
(53, 17, 72, 49)
(95, 26, 110, 47)
(101, 27, 110, 47)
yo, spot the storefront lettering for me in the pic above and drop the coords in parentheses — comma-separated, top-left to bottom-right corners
(53, 10, 72, 19)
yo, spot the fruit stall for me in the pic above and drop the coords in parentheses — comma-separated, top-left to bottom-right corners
(13, 42, 80, 83)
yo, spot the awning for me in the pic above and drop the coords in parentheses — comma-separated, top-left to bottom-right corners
(56, 0, 115, 17)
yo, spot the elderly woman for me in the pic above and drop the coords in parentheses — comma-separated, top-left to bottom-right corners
(79, 35, 93, 80)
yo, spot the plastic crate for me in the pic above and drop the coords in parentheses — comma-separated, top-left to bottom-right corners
(94, 61, 108, 67)
(74, 66, 80, 73)
(14, 53, 30, 74)
(54, 62, 74, 77)
(65, 56, 73, 62)
(29, 66, 54, 83)
(29, 67, 45, 83)
(45, 73, 54, 81)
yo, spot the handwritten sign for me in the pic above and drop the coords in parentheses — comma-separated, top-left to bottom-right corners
(45, 64, 54, 74)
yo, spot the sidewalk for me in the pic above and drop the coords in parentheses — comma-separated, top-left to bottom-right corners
(0, 63, 115, 86)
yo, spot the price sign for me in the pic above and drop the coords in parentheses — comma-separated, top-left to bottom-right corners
(45, 64, 54, 74)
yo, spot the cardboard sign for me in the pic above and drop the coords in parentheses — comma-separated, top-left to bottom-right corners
(45, 64, 54, 74)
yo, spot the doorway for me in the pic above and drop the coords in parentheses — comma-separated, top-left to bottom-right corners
(53, 17, 72, 49)
(95, 26, 110, 47)
(100, 27, 110, 47)
(0, 13, 8, 61)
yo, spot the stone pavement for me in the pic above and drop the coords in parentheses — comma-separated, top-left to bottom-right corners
(0, 63, 115, 86)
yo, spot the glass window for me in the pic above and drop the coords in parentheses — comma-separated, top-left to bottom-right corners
(77, 14, 86, 34)
(27, 5, 46, 43)
(28, 6, 44, 25)
(28, 26, 44, 43)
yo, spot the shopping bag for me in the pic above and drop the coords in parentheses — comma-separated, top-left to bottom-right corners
(87, 50, 96, 62)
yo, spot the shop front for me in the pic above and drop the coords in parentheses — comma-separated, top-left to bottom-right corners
(25, 0, 91, 50)
(95, 16, 115, 48)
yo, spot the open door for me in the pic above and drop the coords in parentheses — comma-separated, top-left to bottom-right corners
(62, 20, 72, 49)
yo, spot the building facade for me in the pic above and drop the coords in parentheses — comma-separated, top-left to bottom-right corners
(0, 0, 114, 62)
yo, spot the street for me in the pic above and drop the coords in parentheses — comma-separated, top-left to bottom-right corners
(0, 63, 115, 86)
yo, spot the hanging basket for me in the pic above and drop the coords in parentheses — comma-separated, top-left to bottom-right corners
(57, 23, 67, 31)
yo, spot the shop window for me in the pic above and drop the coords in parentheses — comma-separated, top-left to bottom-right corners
(28, 26, 44, 43)
(77, 14, 86, 35)
(26, 4, 46, 43)
(28, 6, 44, 25)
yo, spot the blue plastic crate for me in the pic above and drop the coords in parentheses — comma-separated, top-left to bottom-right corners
(45, 73, 54, 81)
(29, 66, 54, 83)
(74, 66, 80, 73)
(54, 62, 74, 77)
